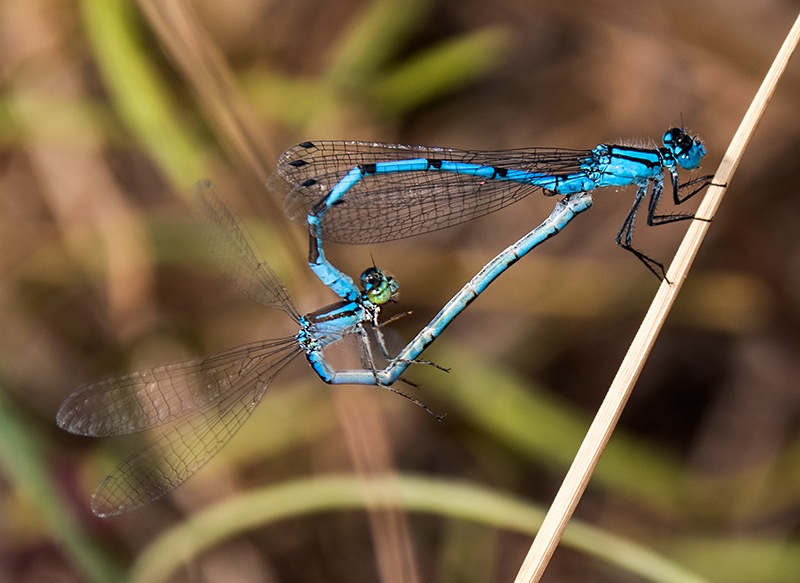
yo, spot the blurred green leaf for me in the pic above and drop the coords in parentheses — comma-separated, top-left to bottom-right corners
(241, 3, 509, 131)
(239, 72, 337, 129)
(132, 474, 708, 583)
(326, 0, 433, 87)
(425, 344, 687, 509)
(371, 27, 511, 114)
(0, 386, 125, 583)
(2, 94, 121, 147)
(670, 537, 800, 583)
(80, 0, 204, 190)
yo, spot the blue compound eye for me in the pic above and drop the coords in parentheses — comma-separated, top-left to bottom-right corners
(663, 128, 705, 170)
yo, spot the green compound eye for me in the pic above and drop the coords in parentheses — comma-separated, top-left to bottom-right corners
(360, 267, 399, 305)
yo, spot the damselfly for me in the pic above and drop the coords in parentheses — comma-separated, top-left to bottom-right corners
(57, 181, 419, 516)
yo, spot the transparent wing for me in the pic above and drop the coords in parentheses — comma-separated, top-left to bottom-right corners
(56, 182, 320, 515)
(57, 339, 299, 436)
(195, 180, 300, 320)
(61, 338, 301, 516)
(270, 141, 592, 244)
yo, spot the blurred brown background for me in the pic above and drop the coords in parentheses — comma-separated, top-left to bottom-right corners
(2, 1, 800, 582)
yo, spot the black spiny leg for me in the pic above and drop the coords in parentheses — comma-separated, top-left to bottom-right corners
(646, 168, 714, 227)
(616, 170, 717, 280)
(616, 182, 669, 279)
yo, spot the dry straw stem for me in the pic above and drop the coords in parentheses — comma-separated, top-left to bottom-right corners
(514, 12, 800, 583)
(138, 0, 277, 185)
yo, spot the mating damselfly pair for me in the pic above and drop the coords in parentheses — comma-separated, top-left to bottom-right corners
(57, 128, 710, 516)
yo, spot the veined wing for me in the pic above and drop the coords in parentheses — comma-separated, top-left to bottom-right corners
(195, 180, 300, 320)
(57, 338, 298, 437)
(68, 338, 301, 516)
(271, 141, 592, 244)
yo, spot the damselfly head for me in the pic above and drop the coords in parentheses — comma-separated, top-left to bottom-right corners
(360, 266, 400, 305)
(662, 127, 706, 170)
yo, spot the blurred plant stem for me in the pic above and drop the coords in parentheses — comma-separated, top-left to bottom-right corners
(81, 0, 204, 192)
(0, 386, 125, 582)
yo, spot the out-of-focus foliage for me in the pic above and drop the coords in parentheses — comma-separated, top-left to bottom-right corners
(1, 1, 800, 581)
